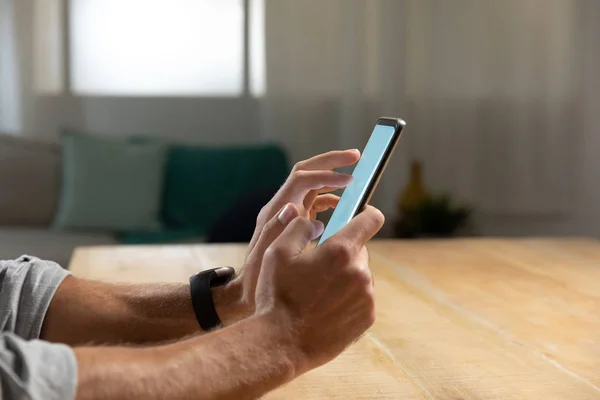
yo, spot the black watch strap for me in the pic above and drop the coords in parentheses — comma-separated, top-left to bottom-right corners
(189, 267, 235, 331)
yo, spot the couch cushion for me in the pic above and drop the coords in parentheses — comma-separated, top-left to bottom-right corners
(0, 227, 118, 269)
(53, 130, 168, 232)
(0, 134, 60, 225)
(162, 144, 290, 234)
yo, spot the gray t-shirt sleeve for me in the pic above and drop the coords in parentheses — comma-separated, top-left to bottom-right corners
(0, 333, 77, 400)
(0, 255, 71, 339)
(0, 256, 78, 399)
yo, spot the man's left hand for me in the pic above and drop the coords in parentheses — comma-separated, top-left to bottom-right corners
(220, 149, 361, 320)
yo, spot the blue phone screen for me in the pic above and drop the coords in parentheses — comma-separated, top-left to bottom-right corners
(318, 124, 396, 245)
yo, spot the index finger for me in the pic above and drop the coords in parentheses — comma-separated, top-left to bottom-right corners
(294, 149, 361, 171)
(328, 205, 385, 248)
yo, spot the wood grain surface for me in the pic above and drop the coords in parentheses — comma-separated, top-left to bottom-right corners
(69, 238, 600, 399)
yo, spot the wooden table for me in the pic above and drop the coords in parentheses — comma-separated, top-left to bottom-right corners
(69, 238, 600, 399)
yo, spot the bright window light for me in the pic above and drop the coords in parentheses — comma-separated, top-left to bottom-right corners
(70, 0, 245, 96)
(249, 0, 265, 96)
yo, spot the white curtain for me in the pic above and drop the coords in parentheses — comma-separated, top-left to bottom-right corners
(2, 0, 598, 231)
(258, 0, 410, 218)
(0, 0, 78, 136)
(0, 0, 24, 133)
(258, 0, 590, 223)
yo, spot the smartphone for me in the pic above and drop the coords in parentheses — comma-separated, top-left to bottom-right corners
(317, 117, 405, 245)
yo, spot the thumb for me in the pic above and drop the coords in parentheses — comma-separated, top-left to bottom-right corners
(269, 214, 324, 258)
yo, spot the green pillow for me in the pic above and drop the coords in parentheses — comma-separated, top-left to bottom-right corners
(53, 130, 167, 232)
(162, 144, 289, 233)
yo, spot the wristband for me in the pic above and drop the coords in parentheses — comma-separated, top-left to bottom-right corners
(189, 267, 235, 331)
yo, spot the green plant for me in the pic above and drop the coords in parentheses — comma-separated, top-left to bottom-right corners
(415, 194, 471, 236)
(394, 193, 472, 238)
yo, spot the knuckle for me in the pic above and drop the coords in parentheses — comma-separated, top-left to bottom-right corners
(255, 207, 278, 232)
(264, 245, 288, 263)
(349, 267, 371, 287)
(360, 269, 373, 286)
(291, 169, 308, 182)
(289, 216, 315, 237)
(264, 214, 279, 231)
(290, 215, 311, 229)
(370, 207, 386, 227)
(292, 161, 307, 172)
(256, 206, 270, 224)
(329, 241, 355, 264)
(356, 225, 369, 242)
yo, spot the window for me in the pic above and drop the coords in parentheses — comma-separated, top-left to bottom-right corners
(69, 0, 264, 96)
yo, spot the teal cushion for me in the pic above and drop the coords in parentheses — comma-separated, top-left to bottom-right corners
(161, 143, 289, 233)
(53, 130, 167, 232)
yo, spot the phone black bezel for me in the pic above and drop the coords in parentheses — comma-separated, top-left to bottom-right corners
(317, 117, 405, 246)
(352, 117, 405, 217)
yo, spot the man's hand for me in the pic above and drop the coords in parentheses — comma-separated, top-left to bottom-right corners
(73, 203, 385, 400)
(224, 149, 361, 320)
(255, 203, 385, 373)
(253, 149, 360, 231)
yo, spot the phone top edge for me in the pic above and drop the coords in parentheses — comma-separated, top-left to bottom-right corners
(376, 117, 406, 129)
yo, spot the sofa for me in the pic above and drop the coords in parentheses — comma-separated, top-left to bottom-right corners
(0, 133, 289, 268)
(0, 134, 117, 267)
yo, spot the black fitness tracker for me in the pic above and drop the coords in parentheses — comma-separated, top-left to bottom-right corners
(189, 267, 235, 331)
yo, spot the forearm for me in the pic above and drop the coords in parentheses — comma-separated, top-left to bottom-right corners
(42, 276, 250, 346)
(74, 313, 303, 400)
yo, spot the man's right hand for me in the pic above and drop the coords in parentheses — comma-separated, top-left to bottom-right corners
(72, 205, 384, 400)
(70, 203, 384, 400)
(255, 204, 385, 374)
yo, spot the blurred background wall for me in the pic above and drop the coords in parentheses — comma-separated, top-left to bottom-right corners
(1, 0, 600, 240)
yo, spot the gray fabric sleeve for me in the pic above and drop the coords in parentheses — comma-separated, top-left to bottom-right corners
(0, 333, 77, 400)
(0, 255, 71, 339)
(0, 256, 78, 399)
